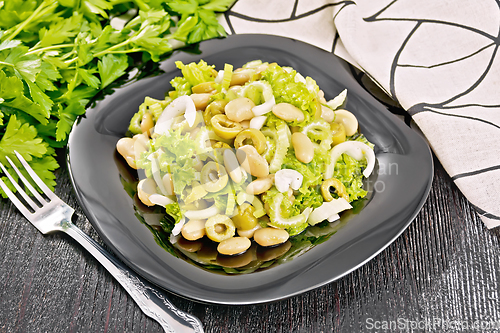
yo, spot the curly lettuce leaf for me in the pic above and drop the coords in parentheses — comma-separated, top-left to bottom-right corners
(260, 63, 320, 127)
(333, 154, 368, 202)
(293, 187, 323, 214)
(164, 202, 182, 226)
(168, 60, 217, 99)
(282, 146, 329, 188)
(153, 128, 197, 162)
(138, 128, 197, 198)
(175, 59, 216, 86)
(261, 189, 309, 236)
(350, 132, 375, 150)
(169, 76, 192, 98)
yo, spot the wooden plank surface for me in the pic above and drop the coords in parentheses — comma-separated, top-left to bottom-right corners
(1, 155, 500, 333)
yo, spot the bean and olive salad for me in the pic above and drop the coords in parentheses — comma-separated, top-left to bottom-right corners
(116, 60, 375, 267)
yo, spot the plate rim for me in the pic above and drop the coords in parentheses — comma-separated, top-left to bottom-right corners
(67, 33, 434, 305)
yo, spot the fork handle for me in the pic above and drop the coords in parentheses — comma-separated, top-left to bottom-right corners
(63, 222, 204, 333)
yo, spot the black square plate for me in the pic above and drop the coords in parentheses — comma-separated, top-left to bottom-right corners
(67, 34, 433, 304)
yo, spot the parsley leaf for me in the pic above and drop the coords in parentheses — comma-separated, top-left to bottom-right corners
(77, 68, 101, 89)
(98, 53, 129, 88)
(0, 0, 234, 194)
(201, 0, 234, 12)
(0, 70, 48, 124)
(29, 149, 58, 190)
(55, 101, 86, 142)
(0, 1, 39, 30)
(0, 114, 48, 163)
(38, 13, 85, 47)
(0, 38, 22, 53)
(0, 115, 58, 197)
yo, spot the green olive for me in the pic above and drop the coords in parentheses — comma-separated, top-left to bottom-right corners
(321, 177, 349, 202)
(201, 161, 228, 193)
(210, 114, 243, 140)
(204, 100, 227, 125)
(233, 128, 266, 154)
(231, 203, 258, 230)
(312, 97, 322, 119)
(205, 214, 236, 242)
(212, 141, 231, 149)
(330, 122, 346, 146)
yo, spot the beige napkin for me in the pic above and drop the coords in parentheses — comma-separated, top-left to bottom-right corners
(219, 0, 500, 228)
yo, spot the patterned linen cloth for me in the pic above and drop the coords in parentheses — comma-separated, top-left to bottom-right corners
(218, 0, 500, 229)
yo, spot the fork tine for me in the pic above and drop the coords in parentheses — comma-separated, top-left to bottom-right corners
(14, 151, 56, 200)
(6, 156, 48, 205)
(0, 164, 37, 216)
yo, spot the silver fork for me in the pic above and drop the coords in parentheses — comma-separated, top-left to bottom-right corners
(0, 151, 204, 333)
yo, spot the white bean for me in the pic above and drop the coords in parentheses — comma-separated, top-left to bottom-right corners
(162, 174, 174, 196)
(140, 113, 154, 135)
(333, 109, 358, 136)
(272, 103, 305, 122)
(291, 132, 314, 163)
(225, 97, 255, 122)
(246, 176, 273, 195)
(254, 227, 289, 247)
(137, 178, 158, 206)
(320, 105, 335, 123)
(249, 116, 267, 130)
(116, 138, 136, 169)
(223, 149, 243, 183)
(190, 93, 211, 110)
(237, 224, 261, 238)
(181, 219, 206, 241)
(217, 237, 252, 255)
(236, 145, 269, 178)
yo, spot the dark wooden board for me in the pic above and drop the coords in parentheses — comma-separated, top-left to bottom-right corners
(1, 155, 500, 333)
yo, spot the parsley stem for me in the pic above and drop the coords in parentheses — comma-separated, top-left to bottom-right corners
(60, 51, 76, 61)
(27, 44, 75, 55)
(0, 61, 14, 68)
(93, 40, 132, 57)
(4, 1, 55, 42)
(64, 58, 79, 65)
(105, 48, 143, 54)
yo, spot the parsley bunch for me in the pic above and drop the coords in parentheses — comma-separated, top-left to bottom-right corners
(0, 0, 234, 195)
